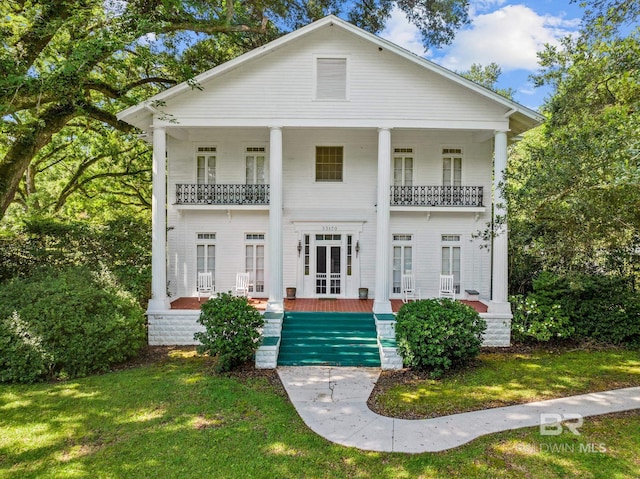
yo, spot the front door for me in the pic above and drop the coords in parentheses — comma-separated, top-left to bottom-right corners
(315, 238, 342, 296)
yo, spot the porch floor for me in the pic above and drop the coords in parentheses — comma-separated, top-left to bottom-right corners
(169, 297, 488, 314)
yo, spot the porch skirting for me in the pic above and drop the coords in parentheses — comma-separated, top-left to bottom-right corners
(147, 310, 203, 346)
(147, 309, 512, 348)
(481, 313, 512, 347)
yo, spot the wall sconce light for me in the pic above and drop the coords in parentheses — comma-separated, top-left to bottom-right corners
(297, 240, 302, 257)
(355, 241, 360, 257)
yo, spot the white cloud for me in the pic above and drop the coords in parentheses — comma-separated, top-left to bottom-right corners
(380, 8, 427, 57)
(434, 4, 581, 72)
(380, 3, 581, 74)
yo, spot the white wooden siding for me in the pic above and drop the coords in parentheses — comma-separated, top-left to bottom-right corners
(166, 129, 492, 299)
(162, 27, 507, 125)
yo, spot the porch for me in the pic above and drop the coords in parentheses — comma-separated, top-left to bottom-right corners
(169, 296, 489, 314)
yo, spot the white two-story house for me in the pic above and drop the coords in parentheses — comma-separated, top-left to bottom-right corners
(117, 15, 543, 349)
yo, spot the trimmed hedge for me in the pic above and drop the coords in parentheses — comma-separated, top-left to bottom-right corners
(396, 299, 486, 377)
(0, 267, 146, 383)
(511, 272, 640, 345)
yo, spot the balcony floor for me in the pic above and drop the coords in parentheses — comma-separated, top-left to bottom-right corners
(169, 297, 488, 313)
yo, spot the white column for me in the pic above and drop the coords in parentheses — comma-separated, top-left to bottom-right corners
(266, 126, 284, 312)
(491, 130, 509, 308)
(148, 126, 169, 311)
(374, 128, 393, 314)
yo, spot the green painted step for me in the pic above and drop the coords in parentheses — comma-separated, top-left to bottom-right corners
(278, 312, 381, 367)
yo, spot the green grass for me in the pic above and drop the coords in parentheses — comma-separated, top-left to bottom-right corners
(371, 347, 640, 418)
(1, 348, 639, 479)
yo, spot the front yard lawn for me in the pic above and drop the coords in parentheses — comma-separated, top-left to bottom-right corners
(369, 345, 640, 418)
(1, 346, 639, 479)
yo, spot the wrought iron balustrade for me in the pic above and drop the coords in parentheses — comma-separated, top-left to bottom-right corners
(390, 185, 484, 207)
(175, 183, 270, 205)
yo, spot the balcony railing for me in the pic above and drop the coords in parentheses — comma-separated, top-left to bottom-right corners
(176, 184, 270, 205)
(390, 185, 484, 207)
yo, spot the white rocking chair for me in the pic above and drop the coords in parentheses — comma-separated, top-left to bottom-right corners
(401, 274, 421, 303)
(197, 272, 214, 300)
(439, 274, 456, 300)
(233, 272, 251, 297)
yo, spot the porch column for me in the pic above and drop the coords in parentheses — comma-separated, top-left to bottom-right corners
(148, 126, 170, 311)
(266, 126, 284, 312)
(374, 127, 393, 314)
(491, 129, 510, 309)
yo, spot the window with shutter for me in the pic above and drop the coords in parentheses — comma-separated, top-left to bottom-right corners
(316, 57, 347, 100)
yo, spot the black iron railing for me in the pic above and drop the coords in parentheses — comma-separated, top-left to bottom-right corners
(176, 184, 270, 205)
(390, 186, 484, 207)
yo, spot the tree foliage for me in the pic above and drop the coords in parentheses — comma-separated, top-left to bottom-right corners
(506, 1, 640, 291)
(0, 0, 470, 222)
(459, 62, 515, 100)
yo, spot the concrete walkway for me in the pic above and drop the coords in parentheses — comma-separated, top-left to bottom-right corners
(278, 366, 640, 453)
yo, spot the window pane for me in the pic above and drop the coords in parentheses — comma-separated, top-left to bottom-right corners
(207, 156, 216, 184)
(443, 158, 451, 186)
(197, 245, 204, 273)
(442, 246, 450, 274)
(207, 245, 215, 272)
(316, 146, 343, 181)
(404, 246, 412, 273)
(393, 158, 403, 186)
(404, 158, 413, 186)
(246, 156, 255, 184)
(255, 244, 265, 292)
(453, 158, 462, 186)
(256, 156, 265, 184)
(197, 156, 205, 184)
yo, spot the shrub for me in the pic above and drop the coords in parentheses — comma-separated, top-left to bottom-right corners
(194, 292, 264, 372)
(395, 299, 486, 378)
(510, 294, 574, 342)
(0, 267, 146, 383)
(511, 272, 640, 345)
(564, 274, 640, 345)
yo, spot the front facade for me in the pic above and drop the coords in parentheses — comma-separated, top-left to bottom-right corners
(118, 16, 543, 348)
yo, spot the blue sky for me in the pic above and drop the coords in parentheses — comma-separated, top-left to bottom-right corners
(380, 0, 585, 110)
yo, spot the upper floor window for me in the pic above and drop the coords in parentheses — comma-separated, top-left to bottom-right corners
(316, 146, 343, 182)
(393, 148, 413, 187)
(196, 146, 216, 184)
(316, 57, 347, 100)
(442, 147, 462, 187)
(245, 147, 266, 184)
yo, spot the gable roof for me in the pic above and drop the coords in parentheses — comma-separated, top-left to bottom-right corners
(117, 15, 544, 134)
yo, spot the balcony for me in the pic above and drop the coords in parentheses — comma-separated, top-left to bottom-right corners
(175, 184, 270, 207)
(390, 186, 484, 209)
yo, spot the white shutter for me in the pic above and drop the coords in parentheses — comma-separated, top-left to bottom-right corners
(316, 58, 347, 100)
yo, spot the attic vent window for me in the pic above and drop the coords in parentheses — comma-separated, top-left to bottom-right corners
(316, 57, 347, 100)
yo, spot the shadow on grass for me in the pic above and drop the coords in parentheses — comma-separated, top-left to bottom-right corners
(1, 348, 639, 479)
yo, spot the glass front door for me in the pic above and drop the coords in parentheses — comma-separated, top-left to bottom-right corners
(316, 242, 342, 295)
